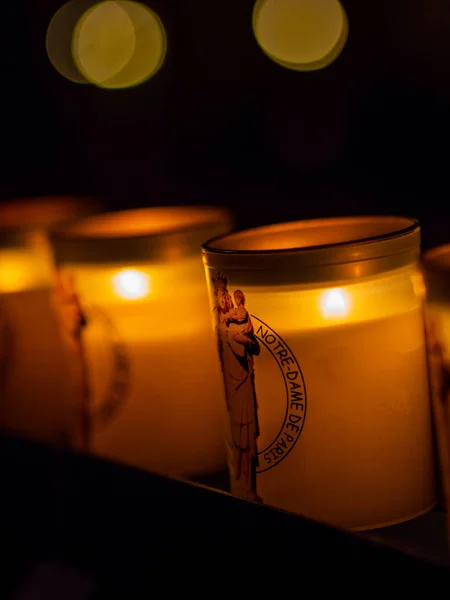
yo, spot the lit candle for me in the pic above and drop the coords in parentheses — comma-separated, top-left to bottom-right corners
(50, 206, 233, 478)
(202, 216, 436, 530)
(422, 244, 450, 535)
(0, 196, 102, 285)
(0, 196, 101, 445)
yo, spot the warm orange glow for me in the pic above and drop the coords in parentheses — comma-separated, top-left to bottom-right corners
(72, 1, 166, 89)
(61, 206, 228, 238)
(0, 249, 81, 445)
(253, 0, 348, 71)
(203, 216, 436, 530)
(0, 196, 102, 294)
(0, 250, 45, 293)
(207, 216, 415, 252)
(0, 196, 100, 230)
(320, 287, 350, 318)
(50, 206, 233, 478)
(113, 269, 150, 300)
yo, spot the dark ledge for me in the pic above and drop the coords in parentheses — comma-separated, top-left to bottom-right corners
(191, 470, 450, 568)
(1, 433, 448, 597)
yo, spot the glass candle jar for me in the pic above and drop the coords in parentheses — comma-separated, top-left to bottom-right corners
(202, 216, 436, 531)
(422, 244, 450, 536)
(50, 206, 233, 478)
(0, 196, 101, 445)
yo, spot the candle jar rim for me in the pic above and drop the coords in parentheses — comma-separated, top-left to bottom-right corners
(50, 205, 234, 264)
(202, 215, 420, 285)
(0, 195, 101, 233)
(51, 205, 231, 241)
(422, 244, 450, 274)
(204, 215, 418, 254)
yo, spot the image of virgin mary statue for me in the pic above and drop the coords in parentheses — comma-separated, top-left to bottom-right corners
(212, 272, 262, 503)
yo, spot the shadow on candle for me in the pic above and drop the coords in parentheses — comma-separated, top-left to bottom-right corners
(202, 215, 437, 531)
(49, 205, 234, 479)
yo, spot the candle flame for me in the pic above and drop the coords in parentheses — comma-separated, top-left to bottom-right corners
(113, 269, 150, 300)
(320, 287, 350, 318)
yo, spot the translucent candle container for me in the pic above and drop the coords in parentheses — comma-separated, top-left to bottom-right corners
(0, 196, 101, 445)
(202, 216, 436, 531)
(49, 206, 233, 478)
(422, 244, 450, 536)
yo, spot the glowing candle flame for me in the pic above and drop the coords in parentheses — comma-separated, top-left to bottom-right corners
(113, 269, 150, 300)
(320, 287, 350, 318)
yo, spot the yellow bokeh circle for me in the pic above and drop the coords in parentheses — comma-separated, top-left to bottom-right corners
(253, 0, 348, 72)
(47, 0, 167, 89)
(72, 0, 167, 89)
(73, 1, 136, 86)
(46, 0, 92, 84)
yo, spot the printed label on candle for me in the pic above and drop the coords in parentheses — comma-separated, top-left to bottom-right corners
(54, 270, 130, 450)
(211, 272, 306, 503)
(252, 316, 306, 472)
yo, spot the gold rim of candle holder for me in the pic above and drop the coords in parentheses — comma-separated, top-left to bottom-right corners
(202, 215, 420, 285)
(50, 206, 234, 264)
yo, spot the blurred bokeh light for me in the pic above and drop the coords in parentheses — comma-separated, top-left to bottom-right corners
(73, 1, 136, 85)
(253, 0, 348, 71)
(47, 0, 167, 89)
(46, 0, 93, 84)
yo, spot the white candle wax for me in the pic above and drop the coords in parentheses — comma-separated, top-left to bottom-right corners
(208, 264, 436, 530)
(59, 256, 227, 477)
(0, 283, 76, 444)
(0, 197, 102, 445)
(254, 306, 434, 530)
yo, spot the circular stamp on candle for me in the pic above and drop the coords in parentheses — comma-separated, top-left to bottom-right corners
(82, 305, 130, 427)
(252, 315, 306, 474)
(211, 272, 306, 502)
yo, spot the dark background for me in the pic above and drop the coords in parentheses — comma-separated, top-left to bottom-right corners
(4, 0, 450, 248)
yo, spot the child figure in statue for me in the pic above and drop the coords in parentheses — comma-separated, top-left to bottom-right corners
(225, 290, 253, 357)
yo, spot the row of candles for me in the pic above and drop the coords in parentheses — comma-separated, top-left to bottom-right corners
(1, 196, 450, 535)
